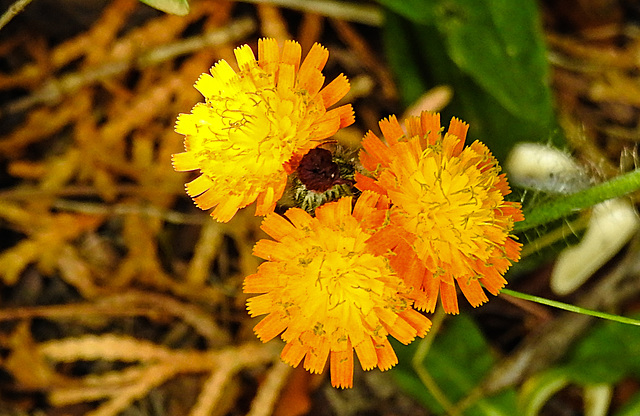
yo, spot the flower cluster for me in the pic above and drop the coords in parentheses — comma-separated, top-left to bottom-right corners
(173, 39, 523, 388)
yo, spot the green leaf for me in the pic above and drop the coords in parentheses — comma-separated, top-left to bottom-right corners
(138, 0, 190, 15)
(519, 369, 570, 416)
(392, 315, 518, 415)
(383, 12, 429, 106)
(433, 0, 553, 124)
(562, 317, 640, 385)
(380, 1, 558, 162)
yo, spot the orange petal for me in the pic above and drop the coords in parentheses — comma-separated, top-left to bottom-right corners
(254, 311, 288, 342)
(479, 268, 508, 295)
(354, 338, 378, 371)
(374, 338, 398, 371)
(303, 335, 330, 375)
(419, 111, 441, 146)
(282, 337, 307, 368)
(260, 211, 299, 241)
(258, 38, 280, 66)
(285, 207, 314, 230)
(384, 313, 419, 344)
(379, 115, 404, 145)
(333, 104, 355, 128)
(246, 293, 274, 316)
(504, 237, 522, 261)
(308, 110, 340, 141)
(447, 117, 469, 155)
(354, 172, 387, 196)
(319, 74, 350, 108)
(330, 345, 354, 389)
(457, 277, 488, 307)
(299, 42, 329, 73)
(398, 309, 432, 338)
(277, 63, 296, 93)
(297, 68, 325, 97)
(361, 131, 392, 169)
(211, 194, 244, 222)
(253, 239, 292, 261)
(243, 262, 281, 293)
(440, 280, 459, 315)
(255, 176, 286, 216)
(281, 40, 302, 70)
(405, 115, 422, 139)
(351, 190, 378, 221)
(315, 195, 343, 225)
(366, 224, 403, 256)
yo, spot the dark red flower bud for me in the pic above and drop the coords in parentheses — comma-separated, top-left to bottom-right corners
(297, 148, 349, 192)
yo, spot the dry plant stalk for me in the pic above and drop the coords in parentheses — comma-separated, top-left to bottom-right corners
(38, 335, 276, 416)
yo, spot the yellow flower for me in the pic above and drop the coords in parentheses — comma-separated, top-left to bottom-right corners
(357, 112, 523, 314)
(244, 192, 431, 388)
(172, 38, 354, 222)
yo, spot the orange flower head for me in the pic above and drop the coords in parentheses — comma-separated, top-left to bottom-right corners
(357, 112, 524, 314)
(172, 38, 354, 222)
(243, 192, 431, 388)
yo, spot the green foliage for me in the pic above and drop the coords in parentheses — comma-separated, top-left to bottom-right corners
(139, 0, 190, 15)
(392, 315, 518, 415)
(519, 317, 640, 414)
(562, 316, 640, 385)
(378, 0, 557, 161)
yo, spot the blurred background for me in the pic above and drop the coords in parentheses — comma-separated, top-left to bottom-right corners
(1, 0, 640, 415)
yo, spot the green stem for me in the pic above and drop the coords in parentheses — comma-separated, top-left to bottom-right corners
(514, 169, 640, 232)
(501, 289, 640, 326)
(411, 307, 459, 415)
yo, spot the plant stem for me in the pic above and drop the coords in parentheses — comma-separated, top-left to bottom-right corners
(515, 168, 640, 232)
(0, 0, 33, 31)
(501, 289, 640, 326)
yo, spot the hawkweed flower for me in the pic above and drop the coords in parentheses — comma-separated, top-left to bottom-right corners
(357, 112, 523, 314)
(172, 38, 354, 222)
(244, 192, 431, 388)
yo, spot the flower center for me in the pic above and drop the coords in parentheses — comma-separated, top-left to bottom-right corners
(393, 145, 505, 270)
(284, 226, 404, 342)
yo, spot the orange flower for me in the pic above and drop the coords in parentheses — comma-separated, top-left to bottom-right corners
(357, 112, 523, 314)
(172, 38, 354, 222)
(244, 192, 431, 388)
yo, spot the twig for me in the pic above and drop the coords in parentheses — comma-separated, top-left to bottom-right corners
(52, 199, 205, 225)
(0, 0, 33, 31)
(240, 0, 383, 26)
(247, 360, 293, 416)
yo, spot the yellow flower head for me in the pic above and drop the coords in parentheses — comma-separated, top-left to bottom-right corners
(244, 192, 431, 388)
(356, 112, 523, 315)
(172, 38, 355, 222)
